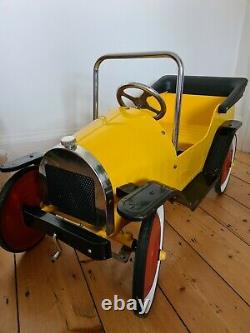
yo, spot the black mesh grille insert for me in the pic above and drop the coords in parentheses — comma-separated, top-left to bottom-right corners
(45, 164, 96, 223)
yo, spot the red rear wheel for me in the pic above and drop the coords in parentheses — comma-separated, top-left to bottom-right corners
(0, 166, 45, 252)
(215, 135, 237, 194)
(132, 205, 164, 316)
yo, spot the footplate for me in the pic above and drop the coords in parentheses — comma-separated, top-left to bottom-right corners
(117, 181, 177, 221)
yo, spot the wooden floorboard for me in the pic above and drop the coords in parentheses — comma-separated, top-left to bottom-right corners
(232, 160, 250, 184)
(225, 176, 250, 209)
(0, 151, 249, 332)
(200, 191, 250, 245)
(0, 251, 18, 333)
(235, 151, 250, 166)
(166, 203, 250, 305)
(15, 237, 102, 333)
(160, 226, 250, 333)
(77, 247, 188, 333)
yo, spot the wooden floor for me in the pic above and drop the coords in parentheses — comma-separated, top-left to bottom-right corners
(0, 151, 250, 333)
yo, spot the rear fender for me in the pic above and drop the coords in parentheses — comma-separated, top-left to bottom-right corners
(204, 120, 241, 177)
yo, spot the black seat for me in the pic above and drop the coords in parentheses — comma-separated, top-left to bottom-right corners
(152, 75, 248, 113)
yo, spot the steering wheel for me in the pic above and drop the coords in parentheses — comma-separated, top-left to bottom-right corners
(116, 82, 166, 120)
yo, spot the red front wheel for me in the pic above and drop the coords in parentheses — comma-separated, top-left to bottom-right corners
(0, 166, 45, 252)
(132, 205, 164, 316)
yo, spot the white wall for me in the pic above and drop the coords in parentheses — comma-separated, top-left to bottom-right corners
(0, 0, 248, 158)
(235, 0, 250, 152)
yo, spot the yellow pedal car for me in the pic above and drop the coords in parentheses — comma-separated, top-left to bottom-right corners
(0, 52, 248, 316)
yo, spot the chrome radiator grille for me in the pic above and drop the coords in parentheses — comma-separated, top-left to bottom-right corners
(45, 164, 96, 223)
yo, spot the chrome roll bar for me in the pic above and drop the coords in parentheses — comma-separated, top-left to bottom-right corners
(93, 51, 184, 152)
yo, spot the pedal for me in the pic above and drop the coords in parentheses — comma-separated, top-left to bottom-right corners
(50, 233, 62, 262)
(112, 245, 133, 263)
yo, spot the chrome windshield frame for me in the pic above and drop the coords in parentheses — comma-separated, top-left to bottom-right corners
(93, 51, 184, 152)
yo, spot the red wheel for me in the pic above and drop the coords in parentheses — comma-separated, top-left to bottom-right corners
(215, 135, 237, 194)
(132, 205, 164, 316)
(0, 166, 45, 252)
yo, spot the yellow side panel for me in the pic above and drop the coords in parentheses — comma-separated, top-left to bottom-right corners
(76, 94, 234, 192)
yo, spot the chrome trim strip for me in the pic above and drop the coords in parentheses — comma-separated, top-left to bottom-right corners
(93, 51, 184, 152)
(74, 145, 114, 235)
(39, 144, 114, 235)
